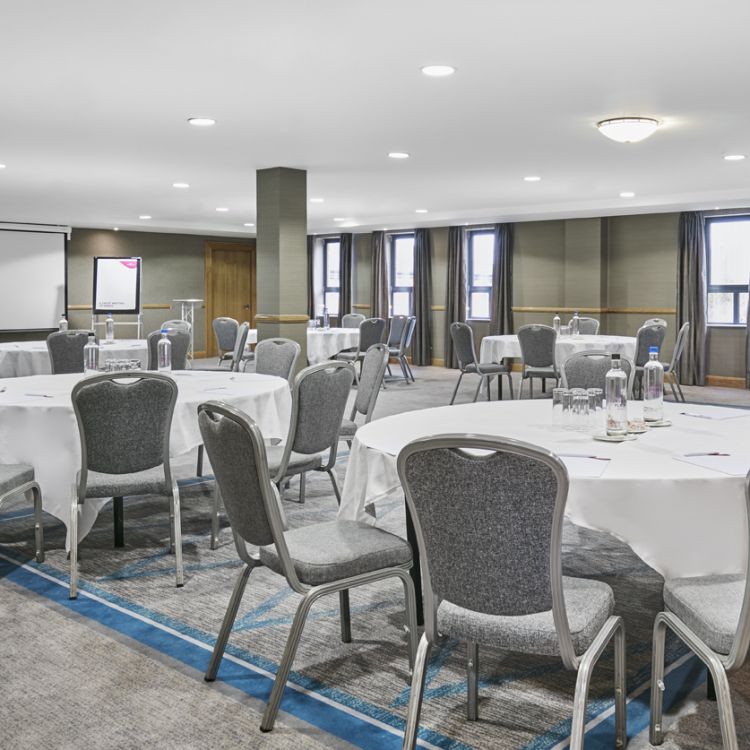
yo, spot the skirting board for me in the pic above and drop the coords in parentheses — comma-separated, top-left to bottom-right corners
(705, 375, 746, 389)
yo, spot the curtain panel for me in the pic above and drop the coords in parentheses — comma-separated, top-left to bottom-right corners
(370, 230, 389, 320)
(412, 228, 433, 365)
(339, 233, 353, 319)
(306, 235, 315, 320)
(489, 223, 514, 335)
(677, 212, 707, 386)
(444, 226, 465, 368)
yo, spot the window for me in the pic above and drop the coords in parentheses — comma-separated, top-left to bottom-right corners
(706, 217, 750, 325)
(389, 234, 414, 316)
(323, 238, 340, 316)
(467, 230, 493, 319)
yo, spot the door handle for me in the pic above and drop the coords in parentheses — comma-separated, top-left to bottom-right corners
(243, 304, 250, 310)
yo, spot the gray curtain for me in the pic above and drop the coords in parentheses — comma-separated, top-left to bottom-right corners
(307, 235, 315, 319)
(412, 228, 432, 365)
(339, 233, 352, 319)
(677, 212, 707, 385)
(444, 226, 465, 368)
(370, 230, 389, 319)
(489, 223, 514, 335)
(746, 274, 750, 388)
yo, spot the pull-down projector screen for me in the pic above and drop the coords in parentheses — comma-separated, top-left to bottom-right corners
(0, 227, 67, 332)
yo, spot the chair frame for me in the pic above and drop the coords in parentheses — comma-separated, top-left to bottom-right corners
(650, 470, 750, 750)
(560, 350, 636, 399)
(253, 337, 301, 380)
(212, 316, 239, 366)
(161, 318, 191, 333)
(517, 324, 560, 399)
(0, 476, 44, 563)
(572, 316, 600, 335)
(69, 371, 182, 598)
(197, 401, 418, 733)
(397, 434, 626, 750)
(341, 343, 389, 447)
(387, 316, 417, 384)
(333, 318, 386, 382)
(663, 321, 690, 403)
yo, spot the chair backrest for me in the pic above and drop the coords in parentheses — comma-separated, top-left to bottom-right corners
(147, 330, 190, 370)
(667, 321, 690, 372)
(47, 330, 94, 374)
(359, 318, 386, 352)
(255, 337, 300, 380)
(449, 322, 478, 370)
(561, 350, 635, 397)
(725, 471, 750, 671)
(386, 316, 408, 347)
(230, 322, 250, 372)
(401, 316, 417, 353)
(213, 317, 239, 353)
(634, 324, 666, 366)
(575, 317, 600, 335)
(397, 434, 577, 667)
(72, 372, 177, 489)
(351, 343, 389, 423)
(341, 313, 365, 329)
(161, 319, 191, 333)
(518, 324, 557, 368)
(643, 317, 668, 328)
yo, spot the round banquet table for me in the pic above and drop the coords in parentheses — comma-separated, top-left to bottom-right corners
(0, 370, 292, 543)
(480, 334, 637, 366)
(0, 339, 149, 378)
(339, 399, 750, 580)
(306, 328, 360, 364)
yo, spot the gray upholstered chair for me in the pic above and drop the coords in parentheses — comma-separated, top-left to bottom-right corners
(650, 469, 750, 749)
(0, 465, 44, 562)
(574, 317, 600, 335)
(230, 322, 251, 373)
(341, 313, 365, 328)
(47, 330, 94, 374)
(634, 323, 667, 396)
(212, 316, 239, 366)
(386, 315, 408, 349)
(339, 343, 389, 446)
(161, 318, 191, 334)
(254, 337, 300, 381)
(449, 322, 513, 404)
(69, 372, 182, 598)
(662, 321, 690, 402)
(387, 315, 417, 383)
(333, 318, 386, 379)
(197, 401, 417, 733)
(269, 361, 354, 504)
(517, 324, 559, 399)
(643, 317, 668, 328)
(397, 434, 626, 750)
(147, 329, 190, 370)
(561, 350, 635, 398)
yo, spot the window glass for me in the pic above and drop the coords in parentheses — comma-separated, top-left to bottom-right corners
(740, 293, 748, 325)
(393, 237, 414, 287)
(467, 230, 493, 319)
(470, 292, 490, 320)
(706, 217, 750, 325)
(324, 291, 340, 316)
(471, 234, 494, 287)
(707, 292, 734, 324)
(325, 241, 340, 288)
(392, 292, 411, 317)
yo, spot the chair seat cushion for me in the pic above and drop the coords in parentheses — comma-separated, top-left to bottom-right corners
(333, 351, 360, 362)
(265, 444, 322, 475)
(0, 464, 35, 498)
(259, 520, 412, 586)
(83, 466, 169, 499)
(663, 574, 744, 655)
(524, 366, 558, 378)
(464, 363, 509, 375)
(437, 576, 614, 657)
(339, 419, 358, 439)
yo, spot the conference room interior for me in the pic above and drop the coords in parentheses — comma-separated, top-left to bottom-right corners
(3, 2, 750, 749)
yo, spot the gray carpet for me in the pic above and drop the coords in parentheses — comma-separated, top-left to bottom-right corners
(1, 365, 750, 749)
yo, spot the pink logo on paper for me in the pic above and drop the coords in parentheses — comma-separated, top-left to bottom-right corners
(120, 260, 138, 269)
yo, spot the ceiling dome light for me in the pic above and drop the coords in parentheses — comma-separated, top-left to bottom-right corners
(113, 227, 119, 232)
(216, 207, 229, 212)
(421, 65, 456, 77)
(0, 164, 6, 169)
(524, 175, 541, 182)
(243, 222, 255, 227)
(138, 215, 152, 220)
(596, 117, 660, 143)
(415, 209, 428, 214)
(310, 197, 325, 203)
(172, 182, 190, 189)
(619, 191, 636, 198)
(724, 154, 746, 161)
(187, 117, 216, 127)
(388, 152, 410, 159)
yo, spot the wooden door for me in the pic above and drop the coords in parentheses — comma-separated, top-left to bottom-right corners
(204, 241, 256, 358)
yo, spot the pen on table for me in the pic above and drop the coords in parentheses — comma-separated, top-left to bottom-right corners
(558, 453, 611, 461)
(24, 393, 54, 398)
(684, 451, 730, 457)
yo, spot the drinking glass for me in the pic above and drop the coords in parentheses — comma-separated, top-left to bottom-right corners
(552, 388, 568, 425)
(587, 388, 603, 429)
(572, 393, 589, 430)
(562, 390, 574, 427)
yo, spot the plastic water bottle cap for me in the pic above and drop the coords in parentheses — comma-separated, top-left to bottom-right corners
(160, 328, 168, 334)
(649, 346, 658, 353)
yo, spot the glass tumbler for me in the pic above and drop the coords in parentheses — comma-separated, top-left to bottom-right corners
(552, 388, 568, 425)
(572, 393, 590, 430)
(587, 388, 603, 429)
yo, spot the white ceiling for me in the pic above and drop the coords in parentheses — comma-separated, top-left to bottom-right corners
(2, 0, 750, 237)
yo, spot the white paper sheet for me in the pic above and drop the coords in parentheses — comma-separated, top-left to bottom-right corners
(559, 454, 611, 478)
(674, 453, 750, 477)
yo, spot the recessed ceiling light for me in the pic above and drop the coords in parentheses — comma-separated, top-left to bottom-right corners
(714, 206, 720, 210)
(421, 64, 456, 77)
(187, 117, 216, 127)
(172, 182, 190, 189)
(243, 222, 255, 227)
(139, 215, 152, 220)
(415, 209, 428, 214)
(333, 217, 351, 222)
(216, 207, 229, 212)
(619, 191, 636, 198)
(724, 154, 746, 161)
(524, 175, 542, 182)
(388, 152, 410, 159)
(113, 227, 119, 232)
(597, 117, 660, 143)
(310, 198, 325, 203)
(0, 164, 6, 169)
(340, 222, 359, 228)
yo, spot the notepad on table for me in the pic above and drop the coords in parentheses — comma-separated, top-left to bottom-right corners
(558, 454, 611, 478)
(674, 452, 750, 476)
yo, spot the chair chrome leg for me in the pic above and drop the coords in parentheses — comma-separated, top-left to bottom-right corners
(69, 491, 79, 599)
(709, 659, 739, 750)
(210, 486, 222, 550)
(402, 633, 432, 750)
(667, 373, 679, 402)
(650, 614, 668, 745)
(299, 472, 306, 504)
(472, 377, 483, 403)
(517, 376, 525, 400)
(172, 483, 184, 587)
(260, 590, 319, 732)
(675, 378, 686, 403)
(450, 371, 464, 405)
(395, 569, 418, 673)
(32, 485, 44, 563)
(399, 357, 411, 383)
(467, 641, 479, 721)
(205, 564, 253, 681)
(506, 372, 515, 400)
(113, 496, 125, 548)
(614, 617, 627, 749)
(485, 376, 490, 402)
(405, 359, 415, 382)
(196, 444, 204, 477)
(326, 469, 342, 505)
(339, 590, 352, 643)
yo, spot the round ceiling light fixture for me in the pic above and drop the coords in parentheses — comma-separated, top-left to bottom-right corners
(421, 64, 456, 77)
(619, 191, 636, 198)
(388, 152, 410, 159)
(243, 222, 255, 227)
(172, 182, 190, 189)
(724, 154, 746, 161)
(524, 175, 541, 182)
(596, 117, 660, 143)
(138, 215, 152, 220)
(187, 117, 216, 127)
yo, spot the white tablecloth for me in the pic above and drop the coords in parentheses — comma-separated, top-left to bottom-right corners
(0, 339, 149, 378)
(339, 400, 750, 579)
(306, 328, 359, 364)
(0, 371, 291, 542)
(480, 334, 637, 367)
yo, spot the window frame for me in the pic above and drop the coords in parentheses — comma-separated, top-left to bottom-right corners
(706, 215, 750, 326)
(389, 232, 415, 316)
(466, 229, 494, 320)
(322, 237, 341, 317)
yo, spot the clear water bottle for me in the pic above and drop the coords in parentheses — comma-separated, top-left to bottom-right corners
(83, 333, 99, 374)
(605, 354, 628, 436)
(157, 328, 172, 372)
(552, 312, 561, 334)
(570, 310, 580, 337)
(58, 314, 68, 332)
(643, 345, 664, 422)
(322, 305, 330, 330)
(105, 313, 115, 342)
